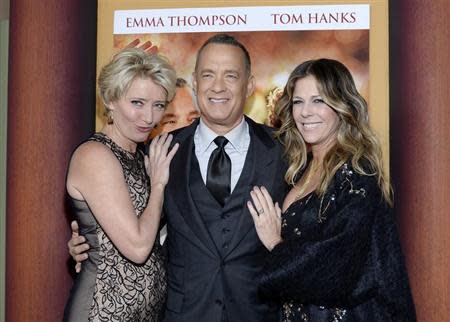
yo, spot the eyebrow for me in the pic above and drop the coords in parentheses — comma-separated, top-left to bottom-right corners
(127, 96, 167, 102)
(128, 96, 148, 101)
(224, 69, 239, 74)
(199, 68, 214, 74)
(199, 68, 240, 75)
(292, 94, 321, 99)
(162, 113, 177, 119)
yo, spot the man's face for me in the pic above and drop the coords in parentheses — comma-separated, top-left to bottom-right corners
(193, 43, 254, 134)
(150, 86, 200, 137)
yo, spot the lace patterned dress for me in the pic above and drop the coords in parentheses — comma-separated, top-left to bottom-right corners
(258, 162, 416, 322)
(64, 133, 167, 322)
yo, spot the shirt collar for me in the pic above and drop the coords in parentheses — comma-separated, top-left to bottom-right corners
(196, 117, 248, 154)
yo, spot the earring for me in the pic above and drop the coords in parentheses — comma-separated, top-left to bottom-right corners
(107, 111, 114, 124)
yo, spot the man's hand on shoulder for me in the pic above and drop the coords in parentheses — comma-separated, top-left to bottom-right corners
(68, 220, 90, 273)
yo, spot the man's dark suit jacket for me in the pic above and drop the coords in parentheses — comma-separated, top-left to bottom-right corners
(163, 116, 287, 322)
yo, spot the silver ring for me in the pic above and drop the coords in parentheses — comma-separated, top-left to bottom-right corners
(257, 208, 264, 214)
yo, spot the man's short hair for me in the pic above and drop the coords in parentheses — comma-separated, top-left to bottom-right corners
(194, 33, 251, 76)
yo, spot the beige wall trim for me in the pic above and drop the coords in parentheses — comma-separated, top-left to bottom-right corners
(0, 0, 9, 20)
(0, 17, 9, 322)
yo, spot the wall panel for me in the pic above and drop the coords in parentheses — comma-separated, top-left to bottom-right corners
(6, 0, 96, 320)
(390, 1, 450, 321)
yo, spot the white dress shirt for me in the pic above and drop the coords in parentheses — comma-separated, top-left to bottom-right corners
(194, 117, 250, 192)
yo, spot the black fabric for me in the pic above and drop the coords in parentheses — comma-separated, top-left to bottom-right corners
(259, 162, 417, 322)
(163, 117, 289, 322)
(206, 136, 231, 207)
(191, 140, 254, 255)
(188, 143, 254, 319)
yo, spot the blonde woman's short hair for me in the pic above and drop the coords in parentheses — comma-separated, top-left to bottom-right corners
(98, 48, 177, 111)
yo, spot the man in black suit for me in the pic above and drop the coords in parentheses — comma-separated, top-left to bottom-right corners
(69, 34, 287, 321)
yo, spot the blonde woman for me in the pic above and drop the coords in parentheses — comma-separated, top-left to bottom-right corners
(247, 59, 416, 321)
(64, 48, 178, 321)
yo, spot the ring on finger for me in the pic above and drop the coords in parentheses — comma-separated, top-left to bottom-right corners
(257, 208, 264, 215)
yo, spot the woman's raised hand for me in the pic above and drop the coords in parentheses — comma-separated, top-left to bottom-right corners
(247, 186, 283, 251)
(145, 133, 179, 189)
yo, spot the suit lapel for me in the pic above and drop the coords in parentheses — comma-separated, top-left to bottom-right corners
(168, 120, 218, 257)
(224, 117, 278, 258)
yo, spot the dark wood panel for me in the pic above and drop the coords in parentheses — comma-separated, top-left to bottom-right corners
(390, 1, 450, 321)
(6, 0, 96, 321)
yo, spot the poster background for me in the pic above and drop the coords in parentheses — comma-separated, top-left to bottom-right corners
(97, 0, 389, 169)
(113, 30, 369, 127)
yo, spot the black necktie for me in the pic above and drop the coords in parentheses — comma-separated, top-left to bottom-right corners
(206, 136, 231, 207)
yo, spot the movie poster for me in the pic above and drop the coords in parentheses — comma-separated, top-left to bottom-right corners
(97, 1, 388, 165)
(109, 5, 369, 136)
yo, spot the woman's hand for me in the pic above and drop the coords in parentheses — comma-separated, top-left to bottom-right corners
(247, 186, 283, 251)
(145, 133, 179, 189)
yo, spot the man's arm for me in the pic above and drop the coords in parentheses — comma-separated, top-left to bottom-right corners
(68, 220, 90, 273)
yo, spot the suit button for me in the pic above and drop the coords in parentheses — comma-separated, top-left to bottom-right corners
(215, 299, 223, 306)
(222, 228, 230, 234)
(222, 242, 229, 249)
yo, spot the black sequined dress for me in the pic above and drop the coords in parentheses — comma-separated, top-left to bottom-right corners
(259, 163, 416, 322)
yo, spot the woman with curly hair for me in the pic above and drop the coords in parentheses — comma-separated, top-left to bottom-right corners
(247, 59, 416, 321)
